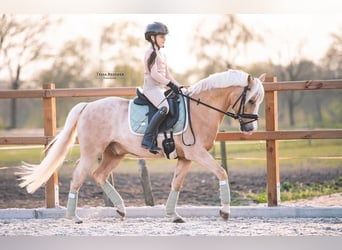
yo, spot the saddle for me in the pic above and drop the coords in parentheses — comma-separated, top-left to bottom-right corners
(129, 88, 187, 159)
(133, 88, 180, 133)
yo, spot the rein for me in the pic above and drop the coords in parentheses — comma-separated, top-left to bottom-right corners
(179, 86, 258, 124)
(179, 86, 258, 146)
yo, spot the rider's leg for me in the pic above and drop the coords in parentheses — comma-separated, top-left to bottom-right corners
(141, 87, 169, 154)
(141, 106, 168, 154)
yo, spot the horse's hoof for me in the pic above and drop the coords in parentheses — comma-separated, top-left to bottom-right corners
(173, 217, 185, 223)
(116, 209, 126, 221)
(168, 213, 185, 223)
(219, 209, 230, 221)
(67, 215, 83, 224)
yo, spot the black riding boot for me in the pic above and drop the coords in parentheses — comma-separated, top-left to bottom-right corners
(141, 106, 167, 154)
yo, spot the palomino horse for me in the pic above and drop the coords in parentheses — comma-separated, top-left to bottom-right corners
(17, 69, 265, 223)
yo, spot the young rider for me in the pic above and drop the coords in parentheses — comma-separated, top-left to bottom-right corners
(141, 22, 183, 154)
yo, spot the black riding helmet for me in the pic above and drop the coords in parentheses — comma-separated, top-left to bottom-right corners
(144, 22, 169, 42)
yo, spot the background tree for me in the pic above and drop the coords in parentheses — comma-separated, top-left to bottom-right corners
(187, 15, 262, 130)
(36, 21, 146, 125)
(37, 37, 94, 126)
(38, 37, 93, 88)
(322, 28, 342, 79)
(276, 59, 320, 126)
(189, 15, 262, 80)
(97, 21, 145, 87)
(319, 29, 342, 127)
(0, 15, 59, 128)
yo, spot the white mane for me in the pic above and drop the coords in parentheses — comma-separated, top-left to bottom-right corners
(188, 69, 250, 95)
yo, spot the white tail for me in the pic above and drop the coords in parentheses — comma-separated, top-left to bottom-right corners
(17, 102, 87, 193)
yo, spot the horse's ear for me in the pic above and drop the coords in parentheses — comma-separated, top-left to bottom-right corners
(258, 73, 266, 82)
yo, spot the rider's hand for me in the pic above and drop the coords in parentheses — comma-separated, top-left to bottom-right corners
(167, 81, 181, 94)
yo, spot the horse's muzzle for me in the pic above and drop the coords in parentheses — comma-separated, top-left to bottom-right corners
(240, 121, 255, 133)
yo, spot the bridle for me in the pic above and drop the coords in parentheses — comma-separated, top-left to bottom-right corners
(230, 85, 259, 126)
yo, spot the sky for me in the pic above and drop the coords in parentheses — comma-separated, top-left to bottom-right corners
(51, 14, 342, 74)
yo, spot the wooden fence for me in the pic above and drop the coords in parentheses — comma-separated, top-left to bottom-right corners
(1, 78, 342, 207)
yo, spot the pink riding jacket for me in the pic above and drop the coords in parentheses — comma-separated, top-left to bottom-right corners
(143, 45, 181, 110)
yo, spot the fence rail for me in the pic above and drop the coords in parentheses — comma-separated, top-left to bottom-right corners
(1, 79, 341, 99)
(1, 78, 342, 207)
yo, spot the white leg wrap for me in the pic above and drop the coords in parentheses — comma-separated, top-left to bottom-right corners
(101, 181, 126, 213)
(66, 191, 78, 217)
(219, 179, 231, 205)
(165, 190, 179, 215)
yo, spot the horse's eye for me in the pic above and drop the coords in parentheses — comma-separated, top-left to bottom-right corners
(248, 99, 256, 105)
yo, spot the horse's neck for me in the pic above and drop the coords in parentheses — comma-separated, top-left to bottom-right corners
(190, 88, 231, 146)
(192, 88, 231, 115)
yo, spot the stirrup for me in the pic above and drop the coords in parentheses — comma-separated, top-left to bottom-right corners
(142, 138, 162, 154)
(149, 145, 162, 154)
(142, 142, 162, 154)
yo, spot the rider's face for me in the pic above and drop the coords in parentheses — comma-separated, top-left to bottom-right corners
(155, 34, 166, 48)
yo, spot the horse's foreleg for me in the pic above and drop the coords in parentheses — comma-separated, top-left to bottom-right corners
(166, 158, 192, 223)
(92, 147, 126, 220)
(188, 150, 231, 220)
(218, 179, 231, 220)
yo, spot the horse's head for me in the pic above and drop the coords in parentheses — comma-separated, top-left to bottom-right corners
(230, 73, 266, 134)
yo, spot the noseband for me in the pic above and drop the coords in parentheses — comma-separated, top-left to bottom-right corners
(231, 86, 258, 126)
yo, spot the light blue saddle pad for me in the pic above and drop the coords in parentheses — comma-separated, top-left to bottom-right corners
(128, 95, 187, 136)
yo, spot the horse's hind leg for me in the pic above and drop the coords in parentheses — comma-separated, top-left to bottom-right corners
(66, 154, 97, 224)
(92, 145, 126, 220)
(165, 158, 192, 223)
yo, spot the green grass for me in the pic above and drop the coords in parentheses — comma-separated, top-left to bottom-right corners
(212, 139, 342, 171)
(246, 177, 342, 204)
(0, 146, 81, 167)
